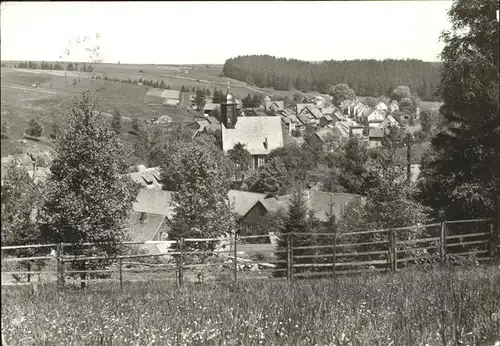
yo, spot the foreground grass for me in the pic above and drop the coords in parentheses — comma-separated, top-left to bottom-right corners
(2, 266, 499, 346)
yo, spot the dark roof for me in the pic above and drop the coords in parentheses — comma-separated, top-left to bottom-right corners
(254, 191, 363, 221)
(228, 190, 269, 217)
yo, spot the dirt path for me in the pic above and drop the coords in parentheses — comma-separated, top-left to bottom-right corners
(164, 73, 274, 96)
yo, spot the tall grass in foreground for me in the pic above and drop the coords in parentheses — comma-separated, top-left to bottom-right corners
(2, 266, 499, 346)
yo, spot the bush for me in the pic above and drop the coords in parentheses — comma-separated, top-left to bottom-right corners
(26, 117, 43, 137)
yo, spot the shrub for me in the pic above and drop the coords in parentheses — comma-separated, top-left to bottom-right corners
(26, 117, 43, 137)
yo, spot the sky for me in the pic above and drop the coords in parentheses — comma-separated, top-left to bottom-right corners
(0, 1, 454, 65)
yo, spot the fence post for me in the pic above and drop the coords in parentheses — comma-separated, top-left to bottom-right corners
(119, 258, 123, 291)
(56, 243, 64, 290)
(179, 237, 184, 287)
(286, 233, 291, 282)
(332, 231, 337, 276)
(27, 261, 31, 283)
(233, 233, 238, 283)
(440, 221, 446, 267)
(390, 230, 397, 273)
(290, 232, 294, 281)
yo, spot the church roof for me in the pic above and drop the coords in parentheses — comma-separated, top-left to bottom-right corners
(221, 116, 284, 156)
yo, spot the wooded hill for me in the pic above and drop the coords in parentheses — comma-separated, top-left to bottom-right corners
(223, 55, 441, 101)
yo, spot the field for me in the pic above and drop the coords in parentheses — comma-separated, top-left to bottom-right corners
(2, 266, 499, 345)
(0, 67, 204, 158)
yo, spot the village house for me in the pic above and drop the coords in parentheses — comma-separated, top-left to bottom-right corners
(264, 100, 285, 113)
(296, 103, 316, 115)
(306, 128, 340, 152)
(351, 101, 368, 120)
(366, 108, 386, 127)
(203, 102, 220, 116)
(368, 127, 385, 148)
(319, 113, 333, 127)
(220, 87, 284, 169)
(239, 191, 364, 237)
(388, 100, 399, 113)
(298, 105, 323, 121)
(374, 100, 389, 113)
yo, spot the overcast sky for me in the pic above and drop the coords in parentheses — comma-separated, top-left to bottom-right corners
(1, 1, 453, 64)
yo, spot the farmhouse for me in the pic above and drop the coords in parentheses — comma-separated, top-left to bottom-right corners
(307, 128, 339, 152)
(240, 191, 364, 236)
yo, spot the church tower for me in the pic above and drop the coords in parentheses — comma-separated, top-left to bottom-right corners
(221, 82, 238, 129)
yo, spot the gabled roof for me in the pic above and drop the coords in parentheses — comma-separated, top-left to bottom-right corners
(221, 116, 284, 156)
(265, 101, 284, 112)
(374, 100, 388, 109)
(312, 128, 335, 142)
(128, 167, 162, 189)
(133, 189, 175, 218)
(380, 114, 399, 128)
(366, 108, 385, 122)
(126, 212, 166, 242)
(297, 114, 314, 125)
(254, 191, 363, 221)
(228, 190, 269, 218)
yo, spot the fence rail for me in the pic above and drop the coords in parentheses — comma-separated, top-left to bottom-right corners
(2, 219, 498, 289)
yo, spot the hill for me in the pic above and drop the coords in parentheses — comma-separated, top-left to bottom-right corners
(222, 55, 441, 101)
(0, 67, 203, 161)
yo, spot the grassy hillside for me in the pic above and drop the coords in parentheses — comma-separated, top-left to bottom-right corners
(0, 67, 202, 158)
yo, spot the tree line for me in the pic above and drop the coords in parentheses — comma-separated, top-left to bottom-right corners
(15, 61, 94, 72)
(223, 55, 441, 101)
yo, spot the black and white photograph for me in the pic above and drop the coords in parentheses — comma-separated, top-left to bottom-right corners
(1, 1, 499, 345)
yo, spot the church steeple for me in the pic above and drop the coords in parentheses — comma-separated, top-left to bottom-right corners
(221, 82, 237, 129)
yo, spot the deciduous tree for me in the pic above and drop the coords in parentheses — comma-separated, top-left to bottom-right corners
(328, 83, 356, 107)
(38, 91, 137, 288)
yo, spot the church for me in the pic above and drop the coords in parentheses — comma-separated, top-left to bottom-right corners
(220, 84, 284, 169)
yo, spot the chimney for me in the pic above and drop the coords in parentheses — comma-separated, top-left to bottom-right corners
(264, 137, 268, 149)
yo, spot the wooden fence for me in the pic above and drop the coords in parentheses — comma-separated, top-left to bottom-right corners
(1, 219, 498, 289)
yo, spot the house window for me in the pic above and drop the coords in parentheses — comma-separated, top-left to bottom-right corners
(253, 156, 259, 169)
(258, 156, 266, 168)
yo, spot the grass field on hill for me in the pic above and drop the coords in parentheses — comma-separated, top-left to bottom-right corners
(1, 67, 202, 158)
(2, 266, 499, 345)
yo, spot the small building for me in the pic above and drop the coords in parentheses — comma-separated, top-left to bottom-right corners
(307, 128, 339, 152)
(179, 92, 192, 107)
(203, 102, 220, 116)
(240, 191, 364, 236)
(388, 100, 399, 114)
(319, 113, 333, 127)
(264, 101, 285, 113)
(127, 189, 176, 243)
(368, 127, 385, 148)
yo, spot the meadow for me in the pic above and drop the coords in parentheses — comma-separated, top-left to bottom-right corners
(2, 266, 499, 346)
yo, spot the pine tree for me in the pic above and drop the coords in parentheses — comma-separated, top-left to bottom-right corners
(274, 187, 318, 277)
